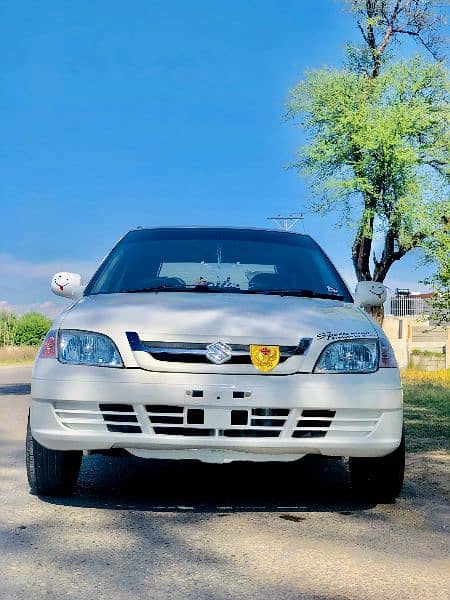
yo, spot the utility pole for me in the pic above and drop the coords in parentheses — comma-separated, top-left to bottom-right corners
(267, 213, 304, 232)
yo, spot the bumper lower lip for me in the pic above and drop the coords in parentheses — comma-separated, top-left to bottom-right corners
(30, 418, 403, 459)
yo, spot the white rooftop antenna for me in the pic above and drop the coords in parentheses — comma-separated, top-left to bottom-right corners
(267, 213, 304, 232)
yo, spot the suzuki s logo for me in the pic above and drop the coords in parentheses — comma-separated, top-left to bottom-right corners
(206, 341, 232, 365)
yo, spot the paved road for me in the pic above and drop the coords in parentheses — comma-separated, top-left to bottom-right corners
(1, 366, 449, 600)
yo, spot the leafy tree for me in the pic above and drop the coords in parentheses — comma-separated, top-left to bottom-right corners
(288, 57, 448, 281)
(422, 215, 450, 325)
(287, 0, 448, 319)
(0, 311, 18, 346)
(13, 312, 52, 346)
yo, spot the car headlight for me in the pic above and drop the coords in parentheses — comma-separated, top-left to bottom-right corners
(58, 330, 123, 367)
(314, 338, 379, 373)
(379, 336, 398, 368)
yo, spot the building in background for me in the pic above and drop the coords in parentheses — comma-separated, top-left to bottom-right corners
(383, 289, 449, 370)
(387, 289, 433, 318)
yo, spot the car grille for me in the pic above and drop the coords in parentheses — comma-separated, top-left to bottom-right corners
(99, 404, 142, 434)
(54, 401, 381, 441)
(147, 354, 289, 365)
(53, 401, 142, 433)
(293, 410, 336, 438)
(126, 332, 312, 365)
(147, 405, 290, 437)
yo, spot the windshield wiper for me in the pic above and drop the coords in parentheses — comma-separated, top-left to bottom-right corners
(121, 286, 343, 299)
(122, 285, 241, 294)
(122, 286, 187, 293)
(242, 289, 344, 300)
(308, 291, 344, 300)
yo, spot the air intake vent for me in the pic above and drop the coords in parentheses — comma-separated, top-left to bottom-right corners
(292, 409, 336, 439)
(153, 427, 214, 436)
(99, 403, 142, 433)
(224, 408, 290, 437)
(146, 405, 292, 438)
(146, 405, 184, 426)
(222, 429, 280, 438)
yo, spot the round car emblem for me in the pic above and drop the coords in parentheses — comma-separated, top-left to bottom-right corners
(206, 341, 232, 365)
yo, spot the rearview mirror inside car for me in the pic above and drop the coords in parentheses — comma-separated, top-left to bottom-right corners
(51, 272, 85, 300)
(354, 281, 387, 307)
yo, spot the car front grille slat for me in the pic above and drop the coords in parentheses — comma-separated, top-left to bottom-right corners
(292, 409, 336, 438)
(250, 419, 285, 427)
(107, 424, 142, 434)
(297, 419, 332, 428)
(222, 429, 280, 438)
(252, 408, 289, 417)
(301, 409, 335, 418)
(153, 427, 214, 436)
(99, 403, 142, 434)
(146, 405, 184, 413)
(53, 401, 382, 441)
(292, 430, 327, 438)
(291, 409, 381, 438)
(148, 415, 183, 424)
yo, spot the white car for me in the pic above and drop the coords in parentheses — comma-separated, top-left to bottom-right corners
(27, 227, 404, 501)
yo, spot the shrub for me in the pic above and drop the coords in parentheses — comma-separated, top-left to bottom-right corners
(410, 348, 444, 357)
(13, 312, 52, 346)
(0, 311, 18, 346)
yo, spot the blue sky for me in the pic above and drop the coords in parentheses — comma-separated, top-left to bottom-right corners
(0, 0, 429, 315)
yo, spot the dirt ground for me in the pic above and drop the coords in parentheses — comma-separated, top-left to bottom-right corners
(1, 365, 449, 600)
(406, 451, 449, 499)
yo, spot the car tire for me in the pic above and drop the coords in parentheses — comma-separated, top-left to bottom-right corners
(26, 411, 82, 496)
(349, 432, 405, 504)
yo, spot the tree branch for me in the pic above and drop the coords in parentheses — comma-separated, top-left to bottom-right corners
(357, 21, 370, 44)
(372, 221, 431, 282)
(355, 0, 445, 77)
(376, 24, 393, 57)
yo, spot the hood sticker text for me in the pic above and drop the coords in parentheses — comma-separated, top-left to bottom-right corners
(317, 330, 374, 341)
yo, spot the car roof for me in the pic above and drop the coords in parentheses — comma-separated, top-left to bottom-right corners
(128, 225, 310, 238)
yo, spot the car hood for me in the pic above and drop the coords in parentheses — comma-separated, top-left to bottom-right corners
(57, 292, 377, 374)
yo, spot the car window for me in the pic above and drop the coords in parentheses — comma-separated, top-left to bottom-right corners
(85, 228, 352, 301)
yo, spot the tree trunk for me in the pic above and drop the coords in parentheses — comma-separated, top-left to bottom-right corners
(366, 304, 384, 325)
(352, 205, 375, 282)
(352, 203, 384, 325)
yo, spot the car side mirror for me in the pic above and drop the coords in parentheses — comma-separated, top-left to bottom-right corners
(51, 272, 85, 300)
(354, 281, 387, 307)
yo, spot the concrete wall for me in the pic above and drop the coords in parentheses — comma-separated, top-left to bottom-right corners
(409, 354, 446, 371)
(382, 316, 449, 370)
(383, 316, 409, 368)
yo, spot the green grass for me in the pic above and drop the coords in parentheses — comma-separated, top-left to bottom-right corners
(402, 369, 450, 453)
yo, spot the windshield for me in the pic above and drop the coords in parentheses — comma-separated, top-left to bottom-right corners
(85, 228, 352, 301)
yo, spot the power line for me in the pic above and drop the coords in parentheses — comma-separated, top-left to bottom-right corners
(267, 213, 304, 232)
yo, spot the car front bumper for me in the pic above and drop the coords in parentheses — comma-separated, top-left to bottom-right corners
(31, 362, 403, 463)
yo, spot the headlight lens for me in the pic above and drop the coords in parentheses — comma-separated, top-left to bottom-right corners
(314, 338, 379, 373)
(58, 330, 123, 367)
